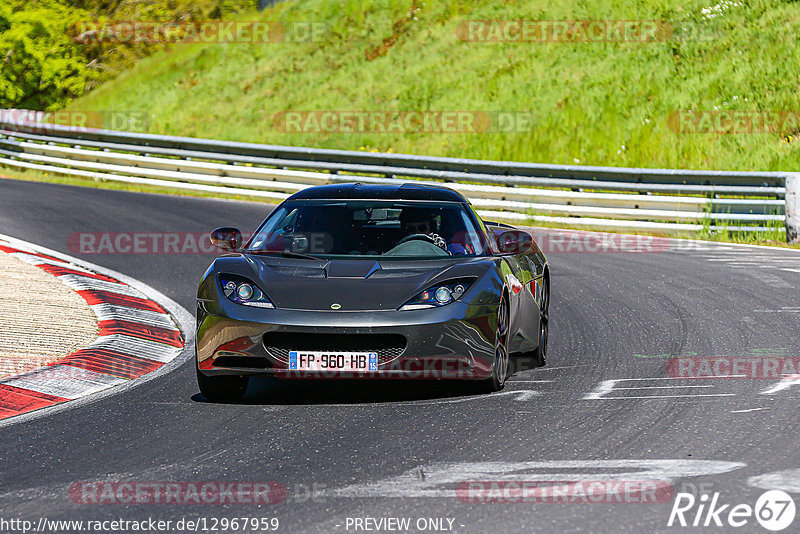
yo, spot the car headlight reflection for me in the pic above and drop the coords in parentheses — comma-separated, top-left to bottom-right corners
(435, 286, 452, 304)
(236, 283, 254, 300)
(219, 274, 274, 308)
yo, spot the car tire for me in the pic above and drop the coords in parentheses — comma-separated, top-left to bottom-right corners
(196, 367, 249, 402)
(533, 276, 549, 366)
(481, 296, 510, 392)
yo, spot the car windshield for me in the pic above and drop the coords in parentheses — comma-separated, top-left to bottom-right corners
(246, 200, 488, 259)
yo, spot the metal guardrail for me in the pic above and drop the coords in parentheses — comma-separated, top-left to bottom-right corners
(0, 110, 795, 237)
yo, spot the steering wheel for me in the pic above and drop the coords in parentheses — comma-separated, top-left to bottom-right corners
(397, 233, 437, 246)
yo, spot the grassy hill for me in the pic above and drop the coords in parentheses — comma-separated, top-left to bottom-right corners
(49, 0, 800, 171)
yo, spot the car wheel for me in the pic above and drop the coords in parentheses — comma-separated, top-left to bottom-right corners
(196, 367, 249, 402)
(534, 276, 549, 366)
(482, 296, 510, 392)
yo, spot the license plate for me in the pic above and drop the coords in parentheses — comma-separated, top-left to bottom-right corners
(288, 351, 378, 371)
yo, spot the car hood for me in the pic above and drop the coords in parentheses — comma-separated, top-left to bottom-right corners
(230, 255, 496, 311)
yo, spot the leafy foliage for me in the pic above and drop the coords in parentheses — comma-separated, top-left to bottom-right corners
(0, 0, 252, 109)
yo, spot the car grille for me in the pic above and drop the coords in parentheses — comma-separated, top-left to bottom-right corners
(213, 356, 272, 369)
(368, 268, 431, 279)
(268, 265, 326, 278)
(262, 332, 406, 365)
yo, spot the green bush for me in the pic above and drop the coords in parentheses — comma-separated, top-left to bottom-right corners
(0, 0, 252, 110)
(0, 1, 91, 109)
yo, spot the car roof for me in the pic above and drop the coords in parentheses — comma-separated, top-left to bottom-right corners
(286, 182, 468, 203)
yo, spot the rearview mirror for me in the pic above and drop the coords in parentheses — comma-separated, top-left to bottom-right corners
(353, 208, 389, 221)
(495, 230, 533, 255)
(210, 227, 243, 252)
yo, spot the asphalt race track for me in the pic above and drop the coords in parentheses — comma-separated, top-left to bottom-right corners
(1, 179, 799, 533)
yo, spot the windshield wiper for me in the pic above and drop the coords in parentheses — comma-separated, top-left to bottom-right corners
(247, 249, 321, 261)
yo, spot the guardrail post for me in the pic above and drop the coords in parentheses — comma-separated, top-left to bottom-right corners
(786, 173, 800, 244)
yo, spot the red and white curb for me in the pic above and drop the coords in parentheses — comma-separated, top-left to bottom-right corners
(0, 234, 193, 423)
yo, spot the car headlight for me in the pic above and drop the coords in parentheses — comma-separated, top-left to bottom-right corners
(219, 274, 275, 308)
(399, 278, 474, 311)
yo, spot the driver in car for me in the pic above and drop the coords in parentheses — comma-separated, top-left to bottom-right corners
(399, 208, 448, 251)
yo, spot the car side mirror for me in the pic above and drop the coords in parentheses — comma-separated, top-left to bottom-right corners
(495, 230, 533, 255)
(210, 227, 243, 252)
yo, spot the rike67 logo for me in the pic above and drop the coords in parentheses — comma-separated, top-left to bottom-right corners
(668, 490, 796, 531)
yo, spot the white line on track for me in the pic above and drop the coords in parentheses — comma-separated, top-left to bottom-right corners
(596, 394, 735, 400)
(584, 377, 737, 400)
(532, 364, 591, 371)
(505, 379, 555, 383)
(749, 469, 800, 493)
(400, 389, 543, 405)
(611, 385, 714, 390)
(760, 376, 800, 395)
(324, 460, 748, 498)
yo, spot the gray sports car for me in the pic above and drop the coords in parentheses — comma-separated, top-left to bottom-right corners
(195, 183, 549, 401)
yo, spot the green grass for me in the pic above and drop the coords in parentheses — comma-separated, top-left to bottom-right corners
(66, 0, 800, 171)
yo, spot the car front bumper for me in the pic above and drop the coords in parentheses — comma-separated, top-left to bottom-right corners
(196, 301, 499, 381)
